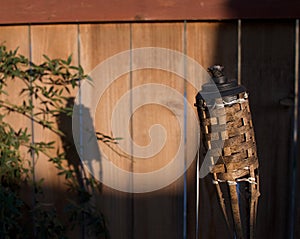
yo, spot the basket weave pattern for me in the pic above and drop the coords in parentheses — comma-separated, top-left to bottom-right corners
(199, 92, 260, 239)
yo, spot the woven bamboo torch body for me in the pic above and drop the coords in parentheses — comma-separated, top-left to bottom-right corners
(195, 65, 260, 239)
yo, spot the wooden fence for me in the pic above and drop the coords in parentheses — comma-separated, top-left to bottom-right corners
(0, 19, 299, 239)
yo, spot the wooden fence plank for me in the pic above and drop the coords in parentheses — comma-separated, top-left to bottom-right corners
(0, 25, 33, 232)
(0, 26, 30, 148)
(0, 26, 29, 55)
(131, 22, 185, 239)
(296, 116, 300, 238)
(187, 21, 238, 78)
(296, 30, 300, 239)
(241, 20, 295, 239)
(30, 24, 79, 228)
(0, 26, 30, 149)
(186, 21, 238, 238)
(79, 23, 133, 239)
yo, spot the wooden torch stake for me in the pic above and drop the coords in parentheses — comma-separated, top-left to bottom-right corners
(228, 183, 244, 239)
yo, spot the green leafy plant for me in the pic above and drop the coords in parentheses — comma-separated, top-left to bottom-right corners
(0, 44, 112, 239)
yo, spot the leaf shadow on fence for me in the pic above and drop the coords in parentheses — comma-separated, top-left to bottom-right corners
(55, 96, 109, 238)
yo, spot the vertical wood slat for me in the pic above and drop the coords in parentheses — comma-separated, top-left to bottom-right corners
(0, 26, 31, 157)
(241, 20, 295, 239)
(293, 18, 300, 239)
(0, 25, 33, 230)
(30, 24, 83, 238)
(30, 25, 79, 233)
(31, 25, 78, 213)
(0, 26, 31, 153)
(186, 22, 239, 79)
(79, 23, 133, 239)
(131, 22, 185, 239)
(288, 18, 299, 239)
(186, 21, 238, 239)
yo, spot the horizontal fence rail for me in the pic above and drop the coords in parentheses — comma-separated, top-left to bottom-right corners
(0, 1, 300, 24)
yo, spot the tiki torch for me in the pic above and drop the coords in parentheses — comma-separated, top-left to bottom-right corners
(195, 65, 260, 239)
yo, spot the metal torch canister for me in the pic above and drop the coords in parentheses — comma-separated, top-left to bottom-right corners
(195, 65, 260, 239)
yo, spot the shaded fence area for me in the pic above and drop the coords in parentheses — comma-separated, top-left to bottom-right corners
(0, 19, 299, 238)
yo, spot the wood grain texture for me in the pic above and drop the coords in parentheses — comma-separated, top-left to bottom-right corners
(131, 22, 185, 239)
(79, 23, 133, 239)
(131, 22, 184, 174)
(241, 20, 295, 239)
(296, 31, 300, 239)
(187, 21, 238, 79)
(1, 0, 300, 24)
(296, 107, 300, 239)
(186, 21, 238, 239)
(0, 25, 33, 219)
(30, 24, 79, 215)
(0, 26, 30, 144)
